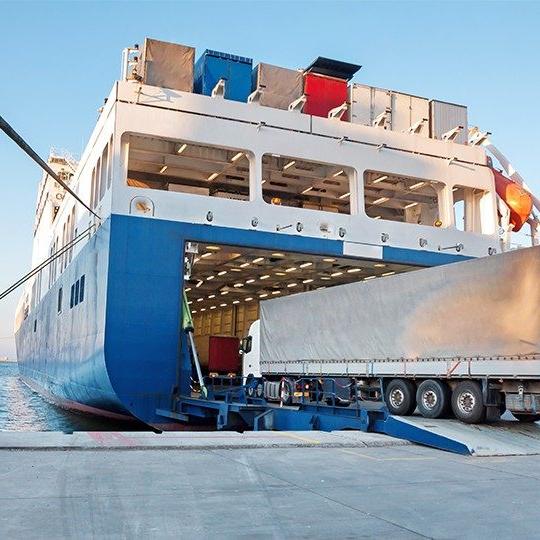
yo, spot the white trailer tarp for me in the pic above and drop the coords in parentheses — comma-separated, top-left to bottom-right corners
(260, 247, 540, 371)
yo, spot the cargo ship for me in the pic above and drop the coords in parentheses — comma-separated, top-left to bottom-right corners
(14, 38, 536, 427)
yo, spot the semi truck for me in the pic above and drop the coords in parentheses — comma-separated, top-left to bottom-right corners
(241, 245, 540, 424)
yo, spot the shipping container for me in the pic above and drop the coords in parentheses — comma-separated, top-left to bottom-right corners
(208, 335, 241, 373)
(349, 84, 429, 136)
(303, 73, 348, 118)
(303, 57, 360, 119)
(140, 38, 195, 92)
(430, 100, 468, 144)
(392, 92, 430, 135)
(349, 84, 391, 126)
(194, 49, 253, 102)
(251, 63, 303, 110)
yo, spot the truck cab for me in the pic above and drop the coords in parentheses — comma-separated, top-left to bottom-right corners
(241, 320, 261, 378)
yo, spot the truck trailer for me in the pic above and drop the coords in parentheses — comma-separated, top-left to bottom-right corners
(241, 245, 540, 424)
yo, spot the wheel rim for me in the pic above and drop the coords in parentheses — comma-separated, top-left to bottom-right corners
(389, 388, 405, 408)
(280, 382, 290, 403)
(457, 391, 476, 415)
(422, 390, 438, 410)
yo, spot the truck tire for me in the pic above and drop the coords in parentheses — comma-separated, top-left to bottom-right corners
(451, 381, 485, 424)
(385, 379, 416, 416)
(416, 379, 450, 419)
(513, 413, 540, 423)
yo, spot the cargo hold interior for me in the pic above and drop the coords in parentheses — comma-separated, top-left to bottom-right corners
(184, 242, 419, 374)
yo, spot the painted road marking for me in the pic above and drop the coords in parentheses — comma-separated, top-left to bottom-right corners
(278, 432, 322, 444)
(339, 448, 434, 462)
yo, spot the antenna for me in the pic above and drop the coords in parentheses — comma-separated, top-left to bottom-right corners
(0, 114, 100, 220)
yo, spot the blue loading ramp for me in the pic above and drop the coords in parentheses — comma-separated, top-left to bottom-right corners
(157, 386, 472, 456)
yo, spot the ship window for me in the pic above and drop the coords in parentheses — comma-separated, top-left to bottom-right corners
(57, 287, 63, 313)
(99, 143, 108, 201)
(261, 154, 353, 214)
(90, 166, 97, 209)
(125, 135, 250, 201)
(66, 214, 71, 266)
(61, 221, 67, 272)
(95, 157, 102, 207)
(107, 135, 113, 189)
(364, 171, 445, 227)
(74, 280, 80, 306)
(33, 320, 37, 333)
(53, 236, 59, 283)
(68, 207, 75, 263)
(70, 284, 75, 309)
(91, 158, 102, 210)
(48, 246, 54, 289)
(453, 186, 491, 233)
(79, 275, 85, 303)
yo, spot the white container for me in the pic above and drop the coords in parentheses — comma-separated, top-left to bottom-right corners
(349, 84, 430, 137)
(430, 100, 468, 144)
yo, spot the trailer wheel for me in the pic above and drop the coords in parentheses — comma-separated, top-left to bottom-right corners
(279, 379, 293, 406)
(416, 379, 450, 419)
(513, 413, 540, 423)
(385, 379, 416, 416)
(451, 381, 485, 424)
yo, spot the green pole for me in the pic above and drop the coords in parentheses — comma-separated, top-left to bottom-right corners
(182, 291, 207, 398)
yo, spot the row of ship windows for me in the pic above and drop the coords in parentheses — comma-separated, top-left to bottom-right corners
(90, 136, 113, 210)
(46, 135, 112, 294)
(31, 138, 112, 312)
(125, 134, 492, 233)
(48, 207, 77, 290)
(56, 275, 86, 315)
(33, 275, 85, 333)
(32, 275, 86, 333)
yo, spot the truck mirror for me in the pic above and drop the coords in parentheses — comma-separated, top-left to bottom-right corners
(241, 336, 252, 354)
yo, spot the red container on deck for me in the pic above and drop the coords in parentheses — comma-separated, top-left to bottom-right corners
(208, 335, 240, 373)
(303, 73, 348, 119)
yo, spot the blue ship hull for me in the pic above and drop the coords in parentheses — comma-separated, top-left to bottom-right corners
(16, 214, 469, 427)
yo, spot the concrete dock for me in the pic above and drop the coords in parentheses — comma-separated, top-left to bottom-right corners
(1, 431, 540, 539)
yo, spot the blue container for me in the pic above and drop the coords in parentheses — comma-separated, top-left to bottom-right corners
(194, 49, 253, 102)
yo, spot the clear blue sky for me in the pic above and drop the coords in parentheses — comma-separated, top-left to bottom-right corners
(0, 0, 539, 358)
